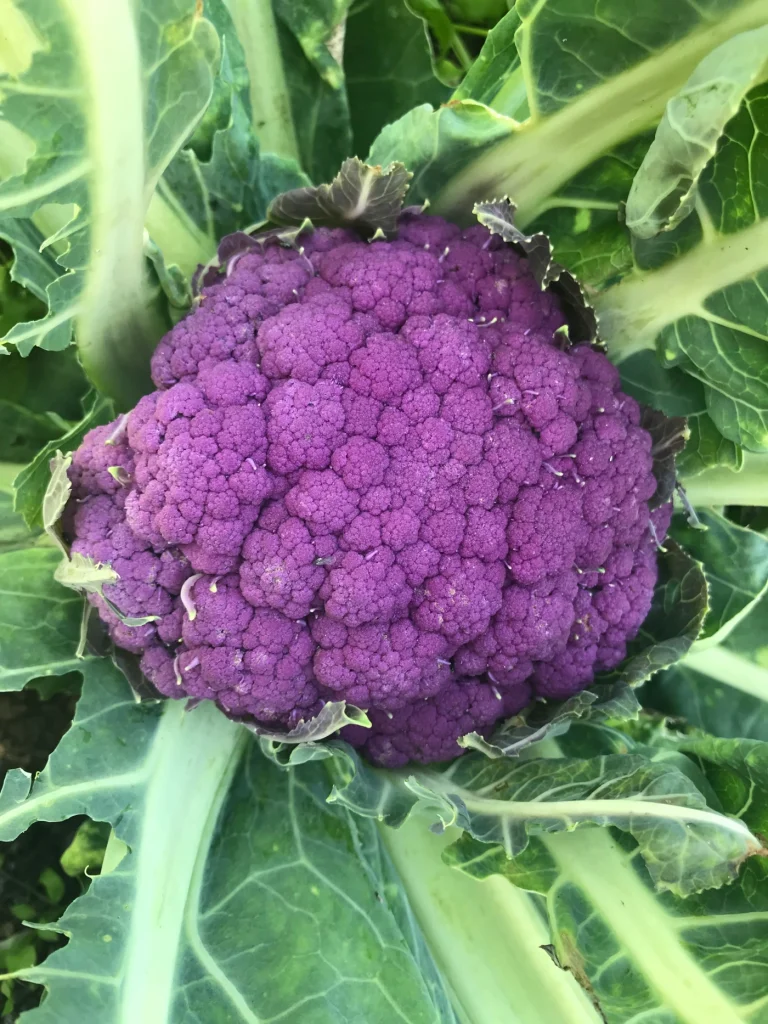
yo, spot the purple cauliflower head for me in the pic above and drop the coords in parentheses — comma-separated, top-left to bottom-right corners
(64, 212, 668, 767)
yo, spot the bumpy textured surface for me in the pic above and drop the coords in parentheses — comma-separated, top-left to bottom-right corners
(65, 214, 668, 766)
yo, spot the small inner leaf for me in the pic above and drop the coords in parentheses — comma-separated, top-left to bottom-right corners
(460, 683, 641, 759)
(252, 702, 371, 763)
(268, 158, 413, 238)
(42, 450, 72, 556)
(473, 197, 597, 344)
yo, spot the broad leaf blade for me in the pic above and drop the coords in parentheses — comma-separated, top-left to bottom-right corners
(1, 670, 458, 1024)
(450, 824, 768, 1024)
(625, 26, 768, 239)
(323, 740, 758, 898)
(345, 0, 450, 157)
(671, 510, 768, 647)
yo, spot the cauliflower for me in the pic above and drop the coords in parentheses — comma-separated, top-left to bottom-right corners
(64, 213, 669, 766)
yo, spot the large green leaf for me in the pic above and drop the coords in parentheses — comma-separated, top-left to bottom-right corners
(620, 351, 743, 477)
(313, 738, 759, 898)
(368, 100, 513, 207)
(0, 547, 86, 691)
(1, 668, 458, 1024)
(435, 0, 768, 223)
(345, 0, 450, 157)
(0, 490, 41, 554)
(671, 510, 768, 648)
(452, 7, 526, 117)
(146, 0, 309, 279)
(625, 26, 768, 239)
(450, 822, 768, 1024)
(0, 0, 220, 406)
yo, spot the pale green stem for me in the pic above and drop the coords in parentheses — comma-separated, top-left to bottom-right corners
(682, 647, 768, 703)
(680, 453, 768, 507)
(61, 0, 161, 407)
(596, 217, 768, 359)
(380, 813, 600, 1024)
(224, 0, 300, 163)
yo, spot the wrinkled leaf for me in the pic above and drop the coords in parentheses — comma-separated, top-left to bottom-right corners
(324, 742, 760, 897)
(245, 699, 370, 746)
(0, 669, 457, 1024)
(41, 451, 71, 555)
(269, 157, 412, 237)
(626, 27, 768, 239)
(459, 683, 640, 759)
(473, 197, 597, 343)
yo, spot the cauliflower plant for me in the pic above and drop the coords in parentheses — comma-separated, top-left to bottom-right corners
(64, 212, 668, 766)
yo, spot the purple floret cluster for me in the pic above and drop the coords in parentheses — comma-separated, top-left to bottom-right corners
(65, 213, 669, 766)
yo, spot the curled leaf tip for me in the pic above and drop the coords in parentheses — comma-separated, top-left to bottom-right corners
(473, 197, 597, 345)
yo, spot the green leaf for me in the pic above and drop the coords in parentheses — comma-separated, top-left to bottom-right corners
(671, 510, 768, 648)
(146, 0, 309, 280)
(0, 0, 220, 406)
(325, 741, 760, 897)
(644, 655, 768, 742)
(345, 0, 450, 158)
(598, 81, 768, 453)
(620, 351, 743, 476)
(595, 539, 708, 687)
(452, 7, 526, 117)
(626, 27, 768, 239)
(2, 669, 458, 1024)
(450, 822, 768, 1024)
(0, 345, 88, 464)
(0, 489, 41, 554)
(0, 547, 85, 691)
(368, 100, 513, 209)
(404, 0, 475, 88)
(268, 157, 412, 237)
(274, 0, 354, 182)
(11, 390, 113, 529)
(459, 683, 640, 759)
(436, 0, 768, 224)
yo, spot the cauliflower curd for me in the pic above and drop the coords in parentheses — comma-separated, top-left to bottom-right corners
(64, 213, 668, 765)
